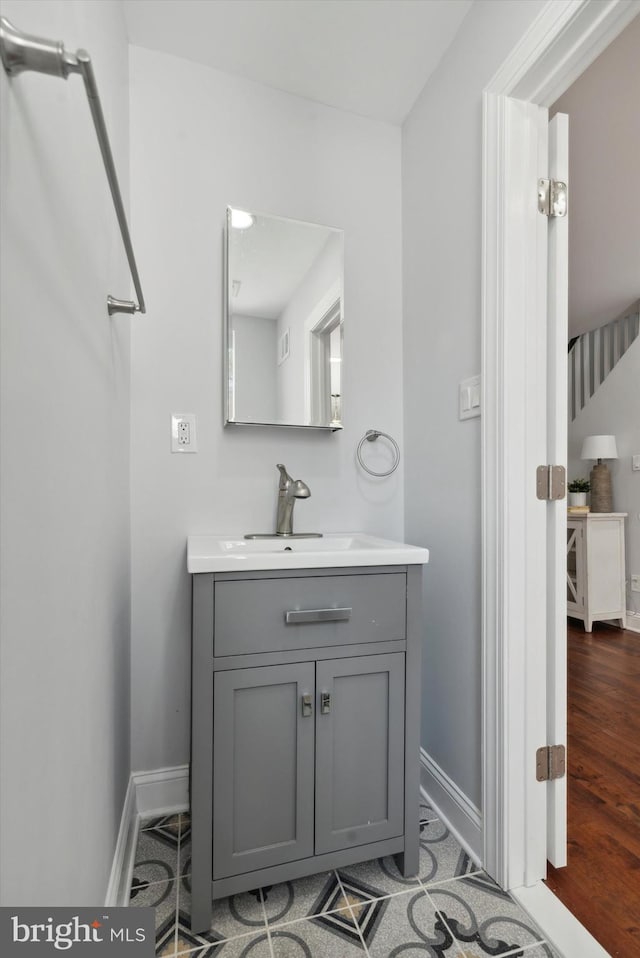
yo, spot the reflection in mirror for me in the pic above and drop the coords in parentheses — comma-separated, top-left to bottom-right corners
(225, 207, 344, 429)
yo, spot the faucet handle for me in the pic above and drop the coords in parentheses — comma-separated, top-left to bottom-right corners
(277, 463, 292, 488)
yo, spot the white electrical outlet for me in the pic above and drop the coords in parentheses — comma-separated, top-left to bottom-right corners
(631, 575, 640, 593)
(171, 414, 197, 453)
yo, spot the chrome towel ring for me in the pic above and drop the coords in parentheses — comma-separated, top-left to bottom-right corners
(356, 429, 400, 477)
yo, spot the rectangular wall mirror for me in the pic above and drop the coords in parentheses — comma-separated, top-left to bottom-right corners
(224, 207, 344, 430)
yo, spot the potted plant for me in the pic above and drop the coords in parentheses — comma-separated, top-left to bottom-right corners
(568, 478, 590, 507)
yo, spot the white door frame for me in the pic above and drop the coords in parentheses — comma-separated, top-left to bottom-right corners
(481, 0, 638, 891)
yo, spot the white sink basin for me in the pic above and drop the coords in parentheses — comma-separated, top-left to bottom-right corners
(187, 532, 429, 573)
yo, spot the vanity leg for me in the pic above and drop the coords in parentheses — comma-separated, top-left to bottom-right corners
(395, 842, 419, 878)
(190, 893, 212, 936)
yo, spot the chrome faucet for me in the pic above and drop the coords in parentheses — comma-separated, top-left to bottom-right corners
(244, 464, 322, 540)
(276, 464, 311, 536)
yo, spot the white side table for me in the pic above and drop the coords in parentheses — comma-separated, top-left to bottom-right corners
(567, 512, 627, 632)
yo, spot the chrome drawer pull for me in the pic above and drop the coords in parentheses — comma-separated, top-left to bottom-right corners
(285, 608, 352, 625)
(320, 691, 331, 715)
(301, 693, 313, 717)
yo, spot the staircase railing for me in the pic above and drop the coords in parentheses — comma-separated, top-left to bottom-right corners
(568, 299, 640, 421)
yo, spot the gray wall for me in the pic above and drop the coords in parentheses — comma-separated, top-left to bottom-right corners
(550, 15, 640, 336)
(129, 46, 404, 772)
(276, 232, 343, 423)
(402, 0, 546, 808)
(0, 0, 131, 904)
(233, 314, 278, 422)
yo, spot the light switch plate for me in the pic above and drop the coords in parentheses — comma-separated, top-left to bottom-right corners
(459, 375, 481, 420)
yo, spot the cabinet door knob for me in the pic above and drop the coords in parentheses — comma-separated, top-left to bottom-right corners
(301, 692, 313, 717)
(320, 691, 331, 714)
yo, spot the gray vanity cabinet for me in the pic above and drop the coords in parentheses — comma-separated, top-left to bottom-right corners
(314, 653, 405, 855)
(213, 662, 315, 878)
(212, 653, 404, 881)
(190, 565, 423, 934)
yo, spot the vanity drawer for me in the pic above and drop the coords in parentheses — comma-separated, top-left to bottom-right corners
(214, 572, 406, 656)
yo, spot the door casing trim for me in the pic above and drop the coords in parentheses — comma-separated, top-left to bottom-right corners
(481, 0, 639, 890)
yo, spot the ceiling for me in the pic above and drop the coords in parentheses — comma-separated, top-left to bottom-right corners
(123, 0, 473, 125)
(229, 213, 336, 318)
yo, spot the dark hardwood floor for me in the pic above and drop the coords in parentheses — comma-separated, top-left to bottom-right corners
(545, 620, 640, 957)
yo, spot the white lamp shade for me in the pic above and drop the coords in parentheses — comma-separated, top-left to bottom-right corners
(580, 434, 618, 460)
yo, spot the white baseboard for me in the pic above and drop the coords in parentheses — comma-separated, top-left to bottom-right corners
(512, 881, 610, 958)
(105, 775, 138, 906)
(626, 610, 640, 633)
(106, 765, 190, 906)
(419, 748, 482, 864)
(132, 764, 190, 817)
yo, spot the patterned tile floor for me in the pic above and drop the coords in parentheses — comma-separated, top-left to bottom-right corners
(129, 801, 561, 958)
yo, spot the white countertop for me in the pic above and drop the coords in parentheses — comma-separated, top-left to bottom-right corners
(187, 532, 430, 574)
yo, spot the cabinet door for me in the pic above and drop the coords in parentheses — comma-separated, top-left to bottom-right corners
(213, 662, 315, 878)
(315, 653, 405, 855)
(586, 517, 626, 616)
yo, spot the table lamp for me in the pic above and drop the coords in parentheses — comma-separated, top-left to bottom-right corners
(580, 434, 618, 512)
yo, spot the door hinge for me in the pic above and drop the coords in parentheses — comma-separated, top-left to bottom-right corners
(536, 745, 566, 782)
(538, 178, 568, 217)
(536, 464, 566, 500)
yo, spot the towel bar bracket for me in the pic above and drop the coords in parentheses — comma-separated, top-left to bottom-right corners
(107, 297, 140, 317)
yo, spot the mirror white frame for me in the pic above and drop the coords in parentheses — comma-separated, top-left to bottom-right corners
(224, 207, 344, 431)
